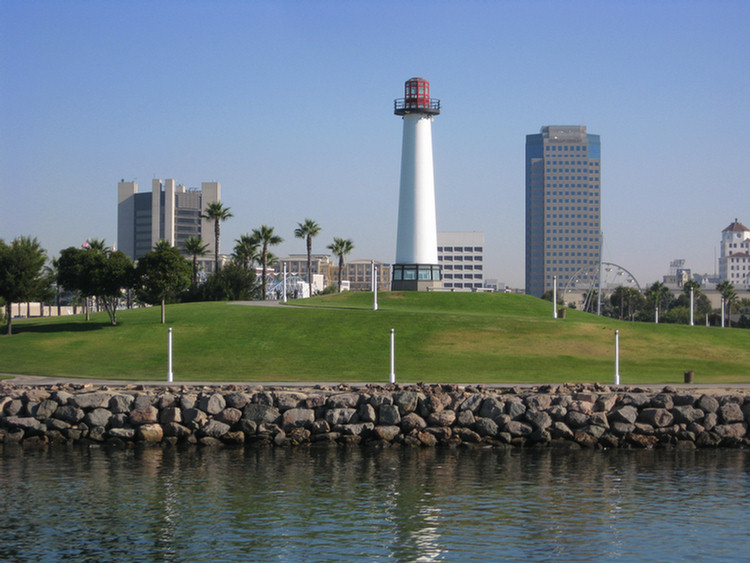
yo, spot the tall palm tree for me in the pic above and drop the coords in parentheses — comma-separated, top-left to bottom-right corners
(716, 280, 737, 327)
(294, 218, 321, 298)
(200, 202, 233, 272)
(327, 237, 354, 293)
(183, 236, 209, 284)
(251, 225, 283, 300)
(233, 234, 260, 271)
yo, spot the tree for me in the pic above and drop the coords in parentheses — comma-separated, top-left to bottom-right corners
(294, 218, 321, 298)
(92, 250, 133, 325)
(251, 225, 283, 300)
(0, 237, 47, 335)
(200, 202, 233, 273)
(56, 244, 133, 325)
(327, 237, 354, 292)
(716, 280, 737, 327)
(233, 234, 260, 271)
(183, 236, 209, 285)
(682, 279, 701, 298)
(645, 281, 674, 321)
(197, 262, 259, 301)
(133, 245, 191, 323)
(609, 286, 645, 321)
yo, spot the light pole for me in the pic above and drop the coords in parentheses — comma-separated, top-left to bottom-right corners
(553, 275, 558, 319)
(690, 287, 694, 326)
(614, 329, 620, 385)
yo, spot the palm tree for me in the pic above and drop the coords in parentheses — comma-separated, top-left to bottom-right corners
(82, 238, 108, 254)
(251, 225, 283, 299)
(233, 234, 260, 271)
(327, 237, 354, 292)
(716, 280, 737, 327)
(200, 202, 233, 272)
(153, 239, 173, 252)
(294, 218, 321, 298)
(645, 281, 673, 321)
(183, 236, 209, 285)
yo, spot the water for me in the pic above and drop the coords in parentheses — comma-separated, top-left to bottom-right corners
(1, 444, 749, 563)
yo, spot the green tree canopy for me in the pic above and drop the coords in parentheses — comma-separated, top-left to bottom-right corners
(197, 262, 259, 301)
(56, 245, 133, 325)
(0, 236, 48, 335)
(133, 244, 191, 323)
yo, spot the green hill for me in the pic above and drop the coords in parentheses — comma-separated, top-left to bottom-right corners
(1, 292, 749, 384)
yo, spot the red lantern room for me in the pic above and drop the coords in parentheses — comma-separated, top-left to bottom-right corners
(394, 77, 440, 115)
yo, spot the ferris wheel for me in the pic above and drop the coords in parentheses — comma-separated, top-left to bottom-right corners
(563, 262, 641, 313)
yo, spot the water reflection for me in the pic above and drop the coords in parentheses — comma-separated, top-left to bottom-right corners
(1, 445, 749, 562)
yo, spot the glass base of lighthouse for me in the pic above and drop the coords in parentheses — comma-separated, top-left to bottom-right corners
(391, 264, 442, 291)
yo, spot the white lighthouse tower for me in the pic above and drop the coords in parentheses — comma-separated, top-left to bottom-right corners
(392, 77, 442, 291)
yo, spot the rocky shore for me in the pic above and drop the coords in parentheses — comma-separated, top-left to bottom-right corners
(2, 381, 749, 449)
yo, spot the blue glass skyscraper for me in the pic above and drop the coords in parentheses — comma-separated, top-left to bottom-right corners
(525, 126, 601, 297)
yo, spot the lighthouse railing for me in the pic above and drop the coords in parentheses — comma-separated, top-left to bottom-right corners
(393, 98, 441, 114)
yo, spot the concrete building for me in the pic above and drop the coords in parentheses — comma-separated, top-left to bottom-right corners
(392, 77, 442, 291)
(437, 232, 485, 290)
(341, 260, 391, 292)
(277, 254, 333, 295)
(277, 255, 391, 294)
(117, 179, 220, 270)
(525, 126, 601, 297)
(719, 219, 750, 289)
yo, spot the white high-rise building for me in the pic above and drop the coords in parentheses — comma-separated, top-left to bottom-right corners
(719, 219, 750, 289)
(117, 179, 220, 269)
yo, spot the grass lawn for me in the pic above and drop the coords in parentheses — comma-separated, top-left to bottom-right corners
(1, 291, 749, 384)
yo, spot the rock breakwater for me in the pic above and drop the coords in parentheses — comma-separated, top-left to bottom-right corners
(2, 382, 749, 449)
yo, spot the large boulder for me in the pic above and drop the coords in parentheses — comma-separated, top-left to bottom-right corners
(325, 408, 357, 426)
(282, 408, 315, 429)
(129, 405, 159, 426)
(198, 393, 226, 415)
(378, 404, 401, 425)
(137, 423, 164, 442)
(69, 392, 113, 410)
(639, 408, 674, 428)
(243, 403, 281, 424)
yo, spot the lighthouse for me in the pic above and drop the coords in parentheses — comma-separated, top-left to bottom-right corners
(391, 77, 442, 291)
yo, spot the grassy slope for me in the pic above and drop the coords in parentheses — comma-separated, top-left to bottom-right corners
(1, 292, 749, 384)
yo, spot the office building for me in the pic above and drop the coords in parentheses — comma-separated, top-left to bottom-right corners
(117, 179, 220, 269)
(719, 219, 750, 289)
(525, 126, 601, 297)
(437, 232, 484, 290)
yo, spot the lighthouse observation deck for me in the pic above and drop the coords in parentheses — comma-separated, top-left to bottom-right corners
(394, 98, 440, 115)
(394, 76, 440, 115)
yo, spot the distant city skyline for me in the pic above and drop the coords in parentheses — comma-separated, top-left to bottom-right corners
(2, 1, 748, 289)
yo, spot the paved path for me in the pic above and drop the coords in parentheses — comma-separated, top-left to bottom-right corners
(3, 373, 750, 394)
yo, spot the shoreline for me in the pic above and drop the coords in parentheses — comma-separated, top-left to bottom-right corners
(2, 379, 749, 450)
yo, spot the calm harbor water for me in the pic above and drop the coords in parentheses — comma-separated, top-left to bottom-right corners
(1, 444, 749, 563)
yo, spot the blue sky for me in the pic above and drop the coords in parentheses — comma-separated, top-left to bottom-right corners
(2, 0, 748, 288)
